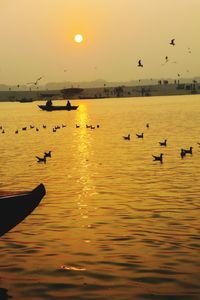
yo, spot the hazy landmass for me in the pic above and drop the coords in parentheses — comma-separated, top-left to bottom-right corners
(0, 77, 199, 102)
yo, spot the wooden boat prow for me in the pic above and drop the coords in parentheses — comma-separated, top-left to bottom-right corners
(0, 183, 46, 237)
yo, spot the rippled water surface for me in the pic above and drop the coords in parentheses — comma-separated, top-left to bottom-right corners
(0, 95, 200, 299)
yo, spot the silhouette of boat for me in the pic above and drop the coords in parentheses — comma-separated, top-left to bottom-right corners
(0, 183, 45, 237)
(38, 105, 78, 111)
(19, 98, 34, 103)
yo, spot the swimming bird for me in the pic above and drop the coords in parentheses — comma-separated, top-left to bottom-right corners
(159, 139, 167, 146)
(182, 147, 193, 155)
(36, 156, 46, 163)
(170, 39, 175, 46)
(44, 151, 52, 158)
(165, 56, 169, 63)
(22, 127, 27, 131)
(43, 125, 46, 129)
(136, 133, 144, 138)
(146, 123, 149, 128)
(180, 149, 186, 158)
(76, 124, 80, 128)
(152, 153, 163, 163)
(30, 125, 34, 129)
(137, 60, 143, 67)
(123, 134, 130, 140)
(15, 130, 18, 134)
(97, 125, 100, 128)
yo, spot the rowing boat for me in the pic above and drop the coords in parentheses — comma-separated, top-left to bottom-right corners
(38, 105, 78, 111)
(0, 183, 46, 237)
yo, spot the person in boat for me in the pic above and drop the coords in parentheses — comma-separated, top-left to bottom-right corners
(46, 99, 52, 108)
(66, 100, 71, 108)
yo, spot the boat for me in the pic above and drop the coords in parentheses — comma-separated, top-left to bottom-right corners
(0, 183, 46, 237)
(19, 98, 34, 103)
(38, 104, 79, 111)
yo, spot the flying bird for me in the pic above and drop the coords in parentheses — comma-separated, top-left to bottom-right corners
(137, 60, 143, 67)
(170, 39, 175, 46)
(27, 76, 44, 85)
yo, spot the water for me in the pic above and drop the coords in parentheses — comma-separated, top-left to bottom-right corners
(0, 95, 200, 299)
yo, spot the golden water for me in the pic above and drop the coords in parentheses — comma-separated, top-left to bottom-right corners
(0, 95, 200, 299)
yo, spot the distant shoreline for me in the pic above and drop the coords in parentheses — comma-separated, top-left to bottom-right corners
(0, 82, 199, 102)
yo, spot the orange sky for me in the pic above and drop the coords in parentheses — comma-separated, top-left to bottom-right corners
(0, 0, 200, 84)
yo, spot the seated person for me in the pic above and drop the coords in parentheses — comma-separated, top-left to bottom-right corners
(66, 100, 71, 107)
(46, 99, 52, 108)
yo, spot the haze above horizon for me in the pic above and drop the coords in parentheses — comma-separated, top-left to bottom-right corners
(0, 0, 200, 85)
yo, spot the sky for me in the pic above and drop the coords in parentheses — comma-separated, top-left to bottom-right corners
(0, 0, 200, 85)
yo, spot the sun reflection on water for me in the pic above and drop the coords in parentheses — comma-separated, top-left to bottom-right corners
(75, 104, 97, 220)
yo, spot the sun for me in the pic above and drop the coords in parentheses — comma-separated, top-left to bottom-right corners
(74, 34, 83, 43)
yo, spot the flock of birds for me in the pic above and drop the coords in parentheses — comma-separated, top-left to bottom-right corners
(0, 120, 196, 164)
(122, 123, 194, 164)
(137, 38, 192, 78)
(0, 123, 101, 164)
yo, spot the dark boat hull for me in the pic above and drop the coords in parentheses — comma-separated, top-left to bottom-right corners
(38, 105, 78, 111)
(0, 183, 46, 237)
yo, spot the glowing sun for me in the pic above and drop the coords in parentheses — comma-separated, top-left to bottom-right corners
(74, 34, 83, 43)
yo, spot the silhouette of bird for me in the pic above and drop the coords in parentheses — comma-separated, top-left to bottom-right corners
(180, 149, 186, 159)
(182, 147, 193, 155)
(97, 124, 100, 128)
(76, 124, 80, 128)
(27, 76, 43, 86)
(177, 73, 180, 77)
(36, 156, 46, 163)
(152, 153, 163, 163)
(62, 124, 66, 128)
(36, 128, 39, 132)
(15, 130, 18, 134)
(43, 125, 46, 129)
(30, 125, 34, 129)
(44, 151, 52, 158)
(146, 123, 149, 128)
(22, 127, 27, 131)
(2, 129, 5, 134)
(123, 134, 130, 140)
(170, 39, 175, 46)
(136, 133, 144, 138)
(165, 56, 169, 63)
(159, 139, 167, 146)
(137, 60, 143, 67)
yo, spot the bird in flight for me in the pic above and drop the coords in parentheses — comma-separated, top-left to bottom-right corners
(170, 39, 175, 46)
(137, 60, 143, 67)
(27, 76, 44, 85)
